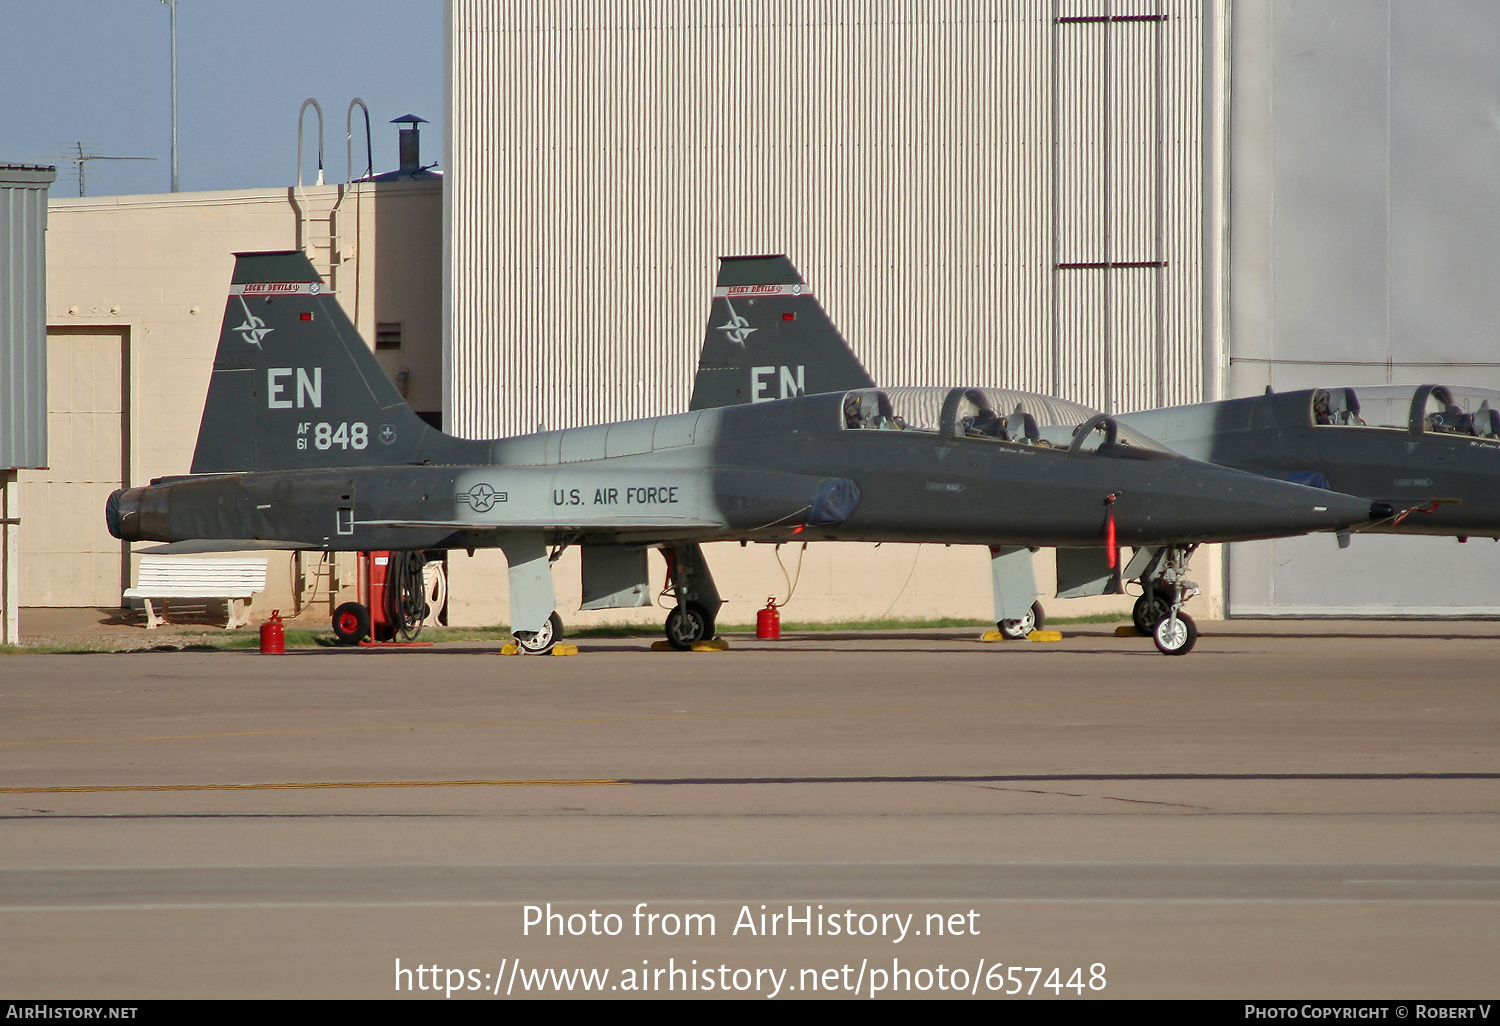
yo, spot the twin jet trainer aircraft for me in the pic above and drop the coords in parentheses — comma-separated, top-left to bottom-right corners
(1117, 385, 1500, 537)
(1115, 387, 1500, 629)
(106, 251, 1390, 655)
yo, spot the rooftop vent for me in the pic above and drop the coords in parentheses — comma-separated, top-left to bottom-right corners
(362, 114, 441, 182)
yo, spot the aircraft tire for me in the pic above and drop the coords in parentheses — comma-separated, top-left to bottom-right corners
(1153, 612, 1197, 656)
(664, 602, 714, 651)
(331, 602, 371, 645)
(515, 611, 563, 655)
(997, 601, 1045, 641)
(1132, 593, 1171, 637)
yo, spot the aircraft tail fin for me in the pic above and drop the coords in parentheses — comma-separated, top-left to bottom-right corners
(688, 255, 875, 410)
(191, 251, 486, 474)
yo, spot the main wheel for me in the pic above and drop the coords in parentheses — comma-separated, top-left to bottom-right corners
(997, 601, 1045, 641)
(1133, 592, 1171, 636)
(1153, 611, 1198, 656)
(331, 601, 371, 645)
(515, 611, 563, 654)
(664, 602, 714, 651)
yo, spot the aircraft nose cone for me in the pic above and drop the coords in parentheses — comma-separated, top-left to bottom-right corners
(1122, 462, 1388, 544)
(1290, 485, 1377, 531)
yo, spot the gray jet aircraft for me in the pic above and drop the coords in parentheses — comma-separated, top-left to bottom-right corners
(106, 251, 1392, 655)
(1116, 384, 1500, 537)
(1114, 387, 1500, 630)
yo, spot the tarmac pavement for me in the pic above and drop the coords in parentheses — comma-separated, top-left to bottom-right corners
(0, 621, 1496, 999)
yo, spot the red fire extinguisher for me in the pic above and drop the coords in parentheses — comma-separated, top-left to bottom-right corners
(757, 597, 781, 639)
(259, 610, 285, 655)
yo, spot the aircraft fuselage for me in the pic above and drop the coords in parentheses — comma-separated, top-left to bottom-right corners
(111, 391, 1378, 552)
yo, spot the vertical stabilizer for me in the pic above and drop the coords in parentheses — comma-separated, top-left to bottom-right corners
(191, 251, 486, 473)
(688, 255, 875, 410)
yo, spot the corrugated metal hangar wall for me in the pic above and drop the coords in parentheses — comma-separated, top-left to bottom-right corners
(443, 1, 1500, 619)
(2, 166, 57, 645)
(445, 0, 1223, 440)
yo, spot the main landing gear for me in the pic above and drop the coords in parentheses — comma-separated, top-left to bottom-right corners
(1132, 544, 1201, 656)
(660, 543, 723, 651)
(996, 601, 1046, 641)
(664, 602, 715, 650)
(514, 611, 563, 655)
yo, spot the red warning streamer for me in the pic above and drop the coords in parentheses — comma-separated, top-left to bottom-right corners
(1390, 500, 1441, 528)
(1104, 494, 1118, 568)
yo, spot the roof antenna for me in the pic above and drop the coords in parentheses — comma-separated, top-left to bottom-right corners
(30, 142, 153, 197)
(162, 0, 179, 191)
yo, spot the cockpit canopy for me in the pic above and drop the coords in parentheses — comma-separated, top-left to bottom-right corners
(1308, 384, 1500, 439)
(839, 386, 1176, 456)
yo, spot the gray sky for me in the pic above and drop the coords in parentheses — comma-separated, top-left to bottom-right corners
(0, 0, 444, 197)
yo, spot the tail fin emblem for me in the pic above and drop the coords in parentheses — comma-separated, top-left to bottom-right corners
(234, 296, 274, 350)
(716, 299, 757, 347)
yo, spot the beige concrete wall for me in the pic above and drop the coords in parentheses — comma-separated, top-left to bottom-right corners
(31, 182, 442, 617)
(17, 329, 127, 606)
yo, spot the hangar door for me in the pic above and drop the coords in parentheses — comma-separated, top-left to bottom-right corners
(1222, 2, 1500, 616)
(18, 329, 128, 606)
(1228, 535, 1500, 617)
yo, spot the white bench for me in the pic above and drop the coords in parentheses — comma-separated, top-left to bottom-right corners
(124, 555, 269, 629)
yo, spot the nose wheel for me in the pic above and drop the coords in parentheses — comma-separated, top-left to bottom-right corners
(1153, 611, 1197, 655)
(514, 611, 563, 654)
(1134, 545, 1202, 655)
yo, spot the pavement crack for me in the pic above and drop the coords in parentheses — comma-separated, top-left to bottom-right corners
(1099, 795, 1212, 810)
(970, 784, 1210, 810)
(972, 785, 1088, 798)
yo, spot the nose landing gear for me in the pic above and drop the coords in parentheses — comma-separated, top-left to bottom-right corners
(1153, 607, 1198, 655)
(1133, 544, 1201, 656)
